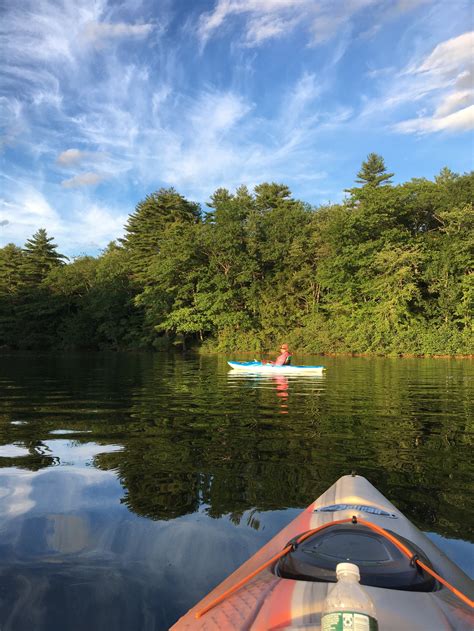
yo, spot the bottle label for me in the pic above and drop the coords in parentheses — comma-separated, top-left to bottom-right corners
(321, 611, 378, 631)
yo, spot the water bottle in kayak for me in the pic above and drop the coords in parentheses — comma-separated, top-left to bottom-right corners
(321, 562, 378, 631)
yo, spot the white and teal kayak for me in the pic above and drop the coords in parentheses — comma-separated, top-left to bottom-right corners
(228, 360, 325, 374)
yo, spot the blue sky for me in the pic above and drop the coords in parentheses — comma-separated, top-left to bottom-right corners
(1, 0, 473, 256)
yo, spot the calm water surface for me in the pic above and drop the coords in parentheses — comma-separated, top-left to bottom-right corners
(0, 353, 472, 630)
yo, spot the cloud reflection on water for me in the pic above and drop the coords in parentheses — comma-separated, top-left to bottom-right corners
(0, 459, 295, 630)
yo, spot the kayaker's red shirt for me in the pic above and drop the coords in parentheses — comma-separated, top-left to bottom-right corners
(274, 351, 290, 366)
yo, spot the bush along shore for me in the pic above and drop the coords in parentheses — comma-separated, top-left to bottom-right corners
(1, 155, 472, 357)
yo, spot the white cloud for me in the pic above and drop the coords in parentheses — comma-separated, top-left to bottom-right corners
(455, 69, 473, 91)
(196, 0, 343, 47)
(61, 172, 106, 188)
(244, 14, 291, 46)
(82, 21, 154, 47)
(57, 62, 327, 201)
(0, 469, 35, 517)
(190, 91, 251, 139)
(0, 461, 119, 520)
(360, 31, 474, 136)
(196, 0, 426, 48)
(435, 91, 473, 118)
(0, 0, 156, 119)
(280, 73, 321, 128)
(413, 31, 473, 76)
(152, 85, 172, 116)
(0, 187, 60, 228)
(57, 148, 88, 166)
(396, 32, 474, 134)
(0, 176, 128, 255)
(0, 97, 26, 150)
(0, 1, 154, 65)
(394, 0, 430, 11)
(395, 104, 474, 134)
(145, 76, 332, 197)
(0, 1, 99, 65)
(68, 204, 128, 247)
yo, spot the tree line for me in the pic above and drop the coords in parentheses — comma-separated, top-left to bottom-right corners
(0, 155, 472, 355)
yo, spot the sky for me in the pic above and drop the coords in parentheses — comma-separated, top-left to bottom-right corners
(1, 0, 473, 256)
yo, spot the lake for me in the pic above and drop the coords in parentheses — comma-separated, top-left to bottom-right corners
(0, 353, 472, 630)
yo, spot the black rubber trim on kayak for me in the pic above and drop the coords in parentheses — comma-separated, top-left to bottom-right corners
(275, 523, 438, 592)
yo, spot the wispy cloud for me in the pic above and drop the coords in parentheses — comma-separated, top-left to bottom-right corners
(412, 31, 473, 75)
(435, 90, 472, 118)
(146, 77, 333, 198)
(197, 0, 347, 47)
(0, 97, 25, 150)
(393, 31, 474, 134)
(396, 105, 474, 134)
(357, 29, 474, 135)
(196, 0, 427, 48)
(0, 0, 471, 255)
(0, 184, 62, 238)
(61, 172, 106, 188)
(47, 44, 329, 199)
(82, 21, 154, 47)
(0, 183, 127, 255)
(57, 149, 91, 166)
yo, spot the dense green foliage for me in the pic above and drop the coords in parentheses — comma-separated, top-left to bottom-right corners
(0, 159, 472, 355)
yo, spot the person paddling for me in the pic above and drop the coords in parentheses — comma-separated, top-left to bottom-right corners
(263, 344, 292, 366)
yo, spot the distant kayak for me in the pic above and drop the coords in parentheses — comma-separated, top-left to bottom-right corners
(171, 474, 474, 630)
(228, 360, 325, 374)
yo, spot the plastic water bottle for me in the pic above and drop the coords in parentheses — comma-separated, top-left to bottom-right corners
(321, 563, 378, 631)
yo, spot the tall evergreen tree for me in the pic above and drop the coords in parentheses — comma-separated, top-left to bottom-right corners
(120, 188, 201, 280)
(434, 166, 458, 185)
(0, 244, 27, 346)
(254, 182, 293, 211)
(0, 244, 26, 293)
(346, 153, 394, 199)
(22, 229, 67, 284)
(355, 153, 394, 187)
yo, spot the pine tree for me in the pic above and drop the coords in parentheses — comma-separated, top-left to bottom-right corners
(356, 153, 394, 187)
(0, 244, 26, 293)
(254, 182, 293, 211)
(346, 153, 394, 199)
(434, 166, 458, 185)
(22, 229, 67, 284)
(120, 188, 201, 280)
(0, 244, 27, 347)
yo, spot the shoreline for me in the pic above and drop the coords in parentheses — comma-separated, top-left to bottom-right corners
(0, 347, 472, 360)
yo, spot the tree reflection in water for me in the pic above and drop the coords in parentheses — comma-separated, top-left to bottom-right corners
(0, 353, 472, 538)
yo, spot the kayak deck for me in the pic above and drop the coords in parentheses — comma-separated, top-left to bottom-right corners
(171, 475, 473, 630)
(228, 361, 325, 374)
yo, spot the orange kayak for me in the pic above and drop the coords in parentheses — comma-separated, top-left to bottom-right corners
(171, 474, 473, 630)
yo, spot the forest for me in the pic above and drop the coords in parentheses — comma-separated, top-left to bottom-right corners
(0, 155, 472, 356)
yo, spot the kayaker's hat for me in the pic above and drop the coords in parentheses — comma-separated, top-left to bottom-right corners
(280, 344, 289, 350)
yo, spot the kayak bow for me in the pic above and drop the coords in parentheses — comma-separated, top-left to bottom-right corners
(171, 474, 473, 630)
